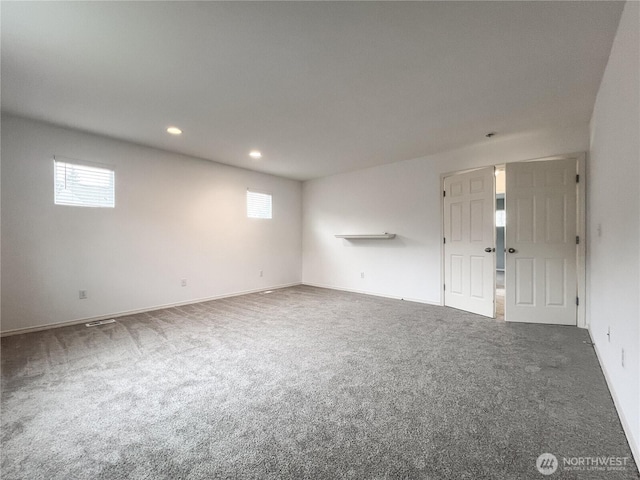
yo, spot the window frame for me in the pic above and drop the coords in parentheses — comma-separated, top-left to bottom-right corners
(53, 156, 116, 208)
(246, 189, 272, 219)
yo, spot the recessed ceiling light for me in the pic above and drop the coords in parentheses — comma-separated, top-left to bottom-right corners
(249, 150, 262, 159)
(167, 126, 182, 135)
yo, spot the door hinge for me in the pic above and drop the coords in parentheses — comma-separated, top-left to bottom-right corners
(576, 236, 580, 245)
(443, 190, 446, 197)
(576, 174, 580, 183)
(443, 284, 446, 291)
(443, 237, 446, 244)
(576, 297, 579, 306)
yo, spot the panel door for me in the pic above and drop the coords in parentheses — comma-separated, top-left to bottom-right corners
(444, 167, 495, 317)
(505, 159, 577, 325)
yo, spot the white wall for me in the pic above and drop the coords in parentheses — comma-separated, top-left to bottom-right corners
(302, 124, 588, 303)
(588, 1, 640, 466)
(1, 115, 302, 333)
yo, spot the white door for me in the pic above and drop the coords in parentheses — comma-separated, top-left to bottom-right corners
(444, 167, 495, 317)
(505, 159, 577, 325)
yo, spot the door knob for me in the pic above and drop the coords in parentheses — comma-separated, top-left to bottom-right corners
(508, 248, 516, 253)
(484, 247, 494, 253)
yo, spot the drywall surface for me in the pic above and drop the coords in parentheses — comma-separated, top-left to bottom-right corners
(302, 124, 588, 303)
(588, 1, 640, 467)
(1, 115, 302, 332)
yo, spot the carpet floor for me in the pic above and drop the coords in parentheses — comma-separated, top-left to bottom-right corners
(1, 286, 637, 479)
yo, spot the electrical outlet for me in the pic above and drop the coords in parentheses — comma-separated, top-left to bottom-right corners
(361, 272, 365, 279)
(79, 290, 88, 300)
(181, 279, 187, 287)
(259, 270, 263, 277)
(621, 348, 625, 368)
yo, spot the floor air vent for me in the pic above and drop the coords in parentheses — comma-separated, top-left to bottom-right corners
(85, 319, 116, 327)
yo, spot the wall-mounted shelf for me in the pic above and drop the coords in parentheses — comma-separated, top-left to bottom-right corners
(334, 233, 396, 239)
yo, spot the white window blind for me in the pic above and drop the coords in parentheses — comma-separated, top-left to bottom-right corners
(496, 210, 506, 227)
(247, 190, 272, 219)
(54, 158, 115, 208)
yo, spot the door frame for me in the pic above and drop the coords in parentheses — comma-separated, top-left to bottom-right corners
(440, 152, 587, 328)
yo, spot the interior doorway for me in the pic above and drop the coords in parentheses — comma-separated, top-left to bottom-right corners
(495, 166, 505, 320)
(442, 155, 584, 326)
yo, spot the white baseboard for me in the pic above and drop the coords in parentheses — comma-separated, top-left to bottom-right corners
(0, 282, 302, 337)
(302, 282, 441, 306)
(589, 329, 640, 473)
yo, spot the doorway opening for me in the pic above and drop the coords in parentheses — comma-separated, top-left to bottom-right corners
(442, 154, 585, 326)
(495, 166, 505, 320)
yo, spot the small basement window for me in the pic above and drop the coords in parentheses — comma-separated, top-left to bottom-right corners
(54, 158, 115, 208)
(247, 190, 272, 219)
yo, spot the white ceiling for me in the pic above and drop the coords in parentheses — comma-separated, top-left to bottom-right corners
(1, 1, 624, 181)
